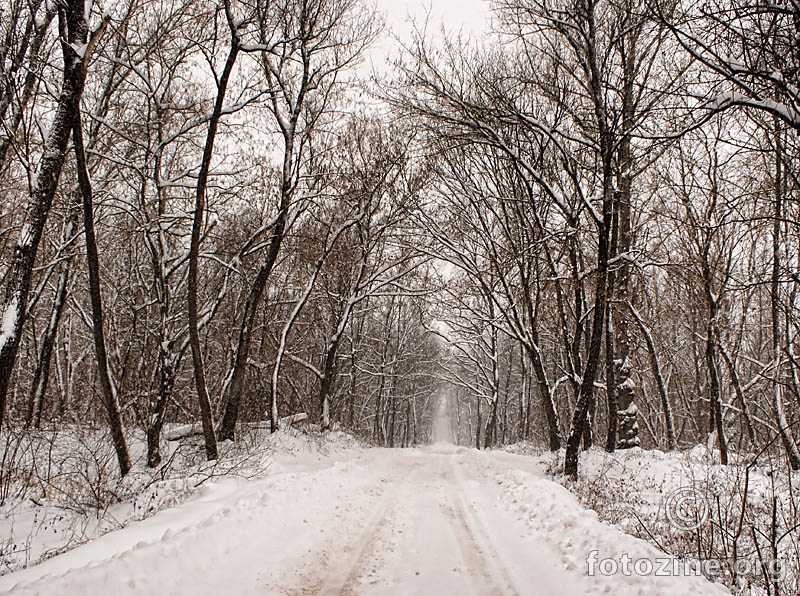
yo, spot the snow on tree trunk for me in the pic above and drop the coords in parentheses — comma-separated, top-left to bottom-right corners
(612, 130, 640, 451)
(0, 0, 91, 429)
(26, 212, 77, 428)
(615, 358, 640, 449)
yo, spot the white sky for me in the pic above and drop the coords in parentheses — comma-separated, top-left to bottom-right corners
(367, 0, 493, 73)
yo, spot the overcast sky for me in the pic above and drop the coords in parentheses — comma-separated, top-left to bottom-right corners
(367, 0, 493, 73)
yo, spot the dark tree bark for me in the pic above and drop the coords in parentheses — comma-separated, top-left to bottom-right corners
(770, 124, 800, 469)
(629, 304, 678, 451)
(526, 344, 561, 451)
(564, 174, 613, 477)
(146, 354, 176, 468)
(319, 342, 340, 430)
(718, 346, 756, 445)
(218, 0, 375, 441)
(217, 0, 308, 442)
(704, 293, 728, 465)
(27, 212, 78, 428)
(563, 0, 617, 477)
(186, 2, 241, 458)
(269, 217, 359, 432)
(218, 206, 287, 440)
(74, 109, 131, 477)
(486, 394, 499, 449)
(0, 0, 91, 429)
(475, 394, 482, 450)
(403, 400, 411, 448)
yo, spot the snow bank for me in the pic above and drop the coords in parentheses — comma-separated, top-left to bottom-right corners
(502, 443, 799, 596)
(0, 425, 362, 581)
(496, 464, 729, 595)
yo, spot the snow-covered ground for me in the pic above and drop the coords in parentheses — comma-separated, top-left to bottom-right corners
(0, 437, 728, 595)
(0, 426, 360, 577)
(507, 443, 800, 596)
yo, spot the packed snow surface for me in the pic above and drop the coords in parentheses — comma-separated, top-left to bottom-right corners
(0, 441, 728, 595)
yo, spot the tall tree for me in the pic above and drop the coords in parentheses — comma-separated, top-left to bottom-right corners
(0, 0, 96, 429)
(186, 0, 245, 459)
(73, 105, 131, 477)
(217, 0, 377, 441)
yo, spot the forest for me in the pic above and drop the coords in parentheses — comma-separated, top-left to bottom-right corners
(2, 0, 800, 486)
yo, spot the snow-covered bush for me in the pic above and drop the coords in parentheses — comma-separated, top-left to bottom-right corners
(0, 423, 280, 575)
(542, 446, 800, 596)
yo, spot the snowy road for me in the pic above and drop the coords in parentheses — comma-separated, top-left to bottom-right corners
(288, 448, 557, 596)
(0, 443, 728, 596)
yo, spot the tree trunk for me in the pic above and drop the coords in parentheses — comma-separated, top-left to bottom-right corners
(582, 392, 595, 450)
(269, 219, 358, 432)
(74, 110, 131, 477)
(475, 395, 482, 450)
(27, 212, 77, 428)
(186, 16, 240, 458)
(604, 293, 617, 452)
(518, 348, 528, 441)
(612, 131, 640, 450)
(348, 324, 361, 429)
(629, 304, 678, 451)
(565, 142, 614, 478)
(0, 2, 56, 171)
(269, 249, 317, 433)
(705, 302, 727, 465)
(0, 0, 90, 428)
(486, 395, 499, 449)
(218, 206, 286, 440)
(526, 344, 560, 450)
(388, 386, 397, 447)
(718, 346, 756, 445)
(319, 346, 338, 431)
(771, 123, 800, 469)
(403, 400, 410, 448)
(146, 352, 176, 468)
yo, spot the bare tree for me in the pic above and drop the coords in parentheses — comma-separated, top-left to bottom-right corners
(73, 102, 131, 476)
(218, 0, 377, 441)
(186, 0, 249, 459)
(0, 0, 98, 429)
(0, 0, 56, 171)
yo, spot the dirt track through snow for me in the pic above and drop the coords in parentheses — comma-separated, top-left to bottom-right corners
(300, 455, 522, 596)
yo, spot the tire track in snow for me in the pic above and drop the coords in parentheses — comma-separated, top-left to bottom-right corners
(314, 490, 396, 596)
(444, 458, 521, 596)
(283, 454, 521, 596)
(282, 464, 419, 596)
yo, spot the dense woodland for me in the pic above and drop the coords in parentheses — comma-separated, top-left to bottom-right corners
(2, 0, 800, 480)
